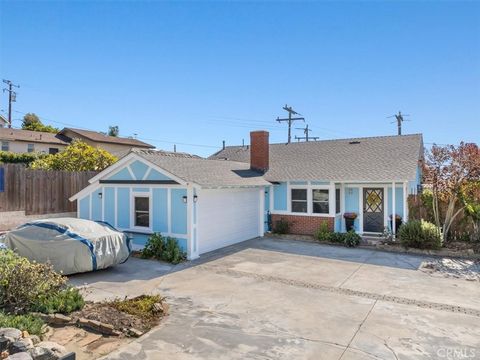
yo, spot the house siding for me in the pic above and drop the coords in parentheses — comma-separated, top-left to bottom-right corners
(273, 182, 287, 211)
(171, 189, 187, 234)
(344, 187, 360, 231)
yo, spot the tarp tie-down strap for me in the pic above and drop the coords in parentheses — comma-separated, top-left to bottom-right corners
(19, 222, 98, 271)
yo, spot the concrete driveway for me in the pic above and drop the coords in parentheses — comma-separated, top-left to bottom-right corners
(70, 238, 480, 360)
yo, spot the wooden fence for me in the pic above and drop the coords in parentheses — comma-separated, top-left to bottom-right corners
(0, 164, 98, 215)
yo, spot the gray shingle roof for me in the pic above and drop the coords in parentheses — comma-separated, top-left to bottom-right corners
(209, 134, 424, 182)
(131, 149, 270, 187)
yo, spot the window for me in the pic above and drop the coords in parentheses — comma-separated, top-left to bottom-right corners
(1, 141, 9, 152)
(336, 188, 341, 214)
(49, 148, 59, 154)
(291, 189, 307, 213)
(134, 196, 150, 227)
(27, 143, 35, 153)
(312, 189, 329, 214)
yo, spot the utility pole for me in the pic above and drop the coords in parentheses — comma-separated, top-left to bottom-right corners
(387, 111, 410, 136)
(276, 104, 305, 143)
(2, 79, 19, 128)
(294, 124, 319, 142)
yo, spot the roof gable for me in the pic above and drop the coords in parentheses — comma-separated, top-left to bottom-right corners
(59, 128, 154, 148)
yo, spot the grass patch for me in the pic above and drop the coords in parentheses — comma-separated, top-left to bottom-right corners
(110, 295, 164, 321)
(0, 312, 44, 336)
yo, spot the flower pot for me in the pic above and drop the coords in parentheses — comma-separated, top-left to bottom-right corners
(345, 218, 355, 232)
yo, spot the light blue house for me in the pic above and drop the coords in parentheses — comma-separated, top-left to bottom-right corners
(72, 131, 423, 260)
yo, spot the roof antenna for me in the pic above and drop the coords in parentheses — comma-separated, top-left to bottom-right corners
(276, 104, 305, 143)
(294, 124, 319, 142)
(387, 111, 410, 135)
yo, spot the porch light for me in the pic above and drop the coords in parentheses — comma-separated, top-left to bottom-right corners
(182, 195, 188, 203)
(98, 192, 102, 199)
(193, 195, 198, 203)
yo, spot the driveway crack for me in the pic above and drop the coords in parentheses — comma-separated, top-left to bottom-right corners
(338, 300, 377, 360)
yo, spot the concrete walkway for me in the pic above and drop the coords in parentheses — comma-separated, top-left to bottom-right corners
(70, 237, 480, 360)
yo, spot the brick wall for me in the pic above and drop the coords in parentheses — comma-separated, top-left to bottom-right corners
(271, 214, 334, 235)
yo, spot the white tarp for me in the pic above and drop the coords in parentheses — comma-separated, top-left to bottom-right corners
(0, 218, 131, 275)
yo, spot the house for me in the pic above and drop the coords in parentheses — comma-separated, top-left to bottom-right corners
(0, 127, 69, 154)
(71, 131, 423, 260)
(0, 115, 8, 128)
(58, 128, 155, 155)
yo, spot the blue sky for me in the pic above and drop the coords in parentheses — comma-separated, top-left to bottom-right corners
(0, 1, 479, 156)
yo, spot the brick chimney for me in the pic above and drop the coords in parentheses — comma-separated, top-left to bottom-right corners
(250, 130, 269, 173)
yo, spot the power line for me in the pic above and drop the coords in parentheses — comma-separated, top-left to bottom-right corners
(276, 104, 305, 143)
(2, 79, 20, 128)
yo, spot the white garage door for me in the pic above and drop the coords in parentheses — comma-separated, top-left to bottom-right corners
(197, 188, 260, 254)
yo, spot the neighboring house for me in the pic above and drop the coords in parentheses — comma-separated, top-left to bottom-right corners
(0, 128, 68, 154)
(58, 128, 154, 155)
(0, 115, 8, 128)
(71, 131, 423, 260)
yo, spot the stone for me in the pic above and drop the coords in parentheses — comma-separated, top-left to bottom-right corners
(127, 328, 143, 337)
(76, 333, 102, 347)
(28, 347, 56, 360)
(1, 350, 9, 360)
(8, 338, 33, 354)
(50, 315, 71, 325)
(28, 338, 40, 347)
(0, 337, 9, 353)
(0, 330, 21, 342)
(20, 333, 28, 340)
(33, 342, 66, 359)
(6, 352, 33, 360)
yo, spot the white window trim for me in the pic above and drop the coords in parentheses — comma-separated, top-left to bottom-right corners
(1, 141, 9, 152)
(282, 181, 334, 217)
(130, 191, 153, 232)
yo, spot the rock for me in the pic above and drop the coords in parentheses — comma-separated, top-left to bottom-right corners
(6, 352, 33, 360)
(1, 350, 9, 360)
(27, 338, 39, 347)
(20, 333, 28, 340)
(32, 342, 66, 360)
(8, 338, 33, 354)
(0, 337, 9, 353)
(0, 330, 21, 342)
(127, 328, 143, 337)
(28, 347, 56, 360)
(50, 315, 71, 326)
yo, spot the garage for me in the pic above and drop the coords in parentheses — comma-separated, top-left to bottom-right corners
(197, 188, 262, 254)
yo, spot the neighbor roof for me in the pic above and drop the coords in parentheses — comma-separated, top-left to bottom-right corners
(209, 134, 424, 182)
(131, 149, 270, 187)
(59, 128, 154, 148)
(0, 128, 69, 146)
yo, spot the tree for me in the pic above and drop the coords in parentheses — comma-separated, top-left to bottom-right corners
(108, 126, 119, 137)
(424, 142, 480, 240)
(21, 113, 59, 134)
(30, 140, 117, 171)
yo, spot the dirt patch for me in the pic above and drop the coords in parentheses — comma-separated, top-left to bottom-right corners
(71, 295, 166, 334)
(421, 258, 480, 281)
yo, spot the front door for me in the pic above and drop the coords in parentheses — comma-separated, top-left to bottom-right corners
(363, 188, 384, 233)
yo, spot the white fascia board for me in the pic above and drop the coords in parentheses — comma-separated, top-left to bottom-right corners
(88, 152, 194, 187)
(69, 181, 101, 202)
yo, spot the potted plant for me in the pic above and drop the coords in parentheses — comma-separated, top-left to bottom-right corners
(343, 212, 357, 231)
(389, 214, 403, 231)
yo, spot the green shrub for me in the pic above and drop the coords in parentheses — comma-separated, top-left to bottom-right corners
(0, 250, 66, 313)
(344, 230, 361, 247)
(398, 220, 442, 250)
(0, 151, 47, 165)
(0, 312, 45, 336)
(314, 221, 332, 241)
(273, 218, 290, 234)
(31, 287, 85, 314)
(330, 232, 347, 244)
(141, 233, 187, 264)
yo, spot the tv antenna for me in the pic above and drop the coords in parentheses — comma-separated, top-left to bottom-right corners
(295, 124, 319, 142)
(276, 104, 305, 143)
(387, 111, 410, 135)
